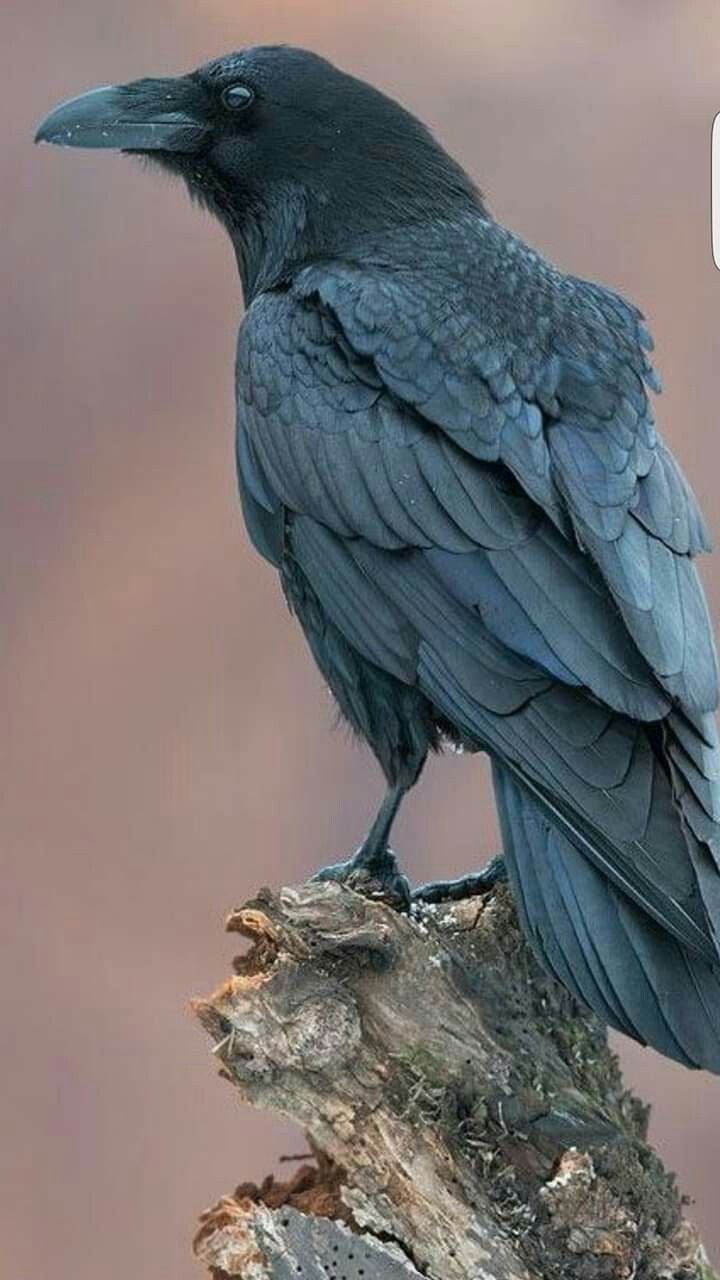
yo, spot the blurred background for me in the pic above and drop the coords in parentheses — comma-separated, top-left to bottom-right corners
(3, 1, 720, 1275)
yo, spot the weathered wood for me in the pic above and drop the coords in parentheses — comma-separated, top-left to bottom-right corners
(192, 880, 716, 1279)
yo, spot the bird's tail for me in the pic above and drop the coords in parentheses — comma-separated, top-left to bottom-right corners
(492, 760, 720, 1071)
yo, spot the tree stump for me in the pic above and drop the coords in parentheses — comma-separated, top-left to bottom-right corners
(191, 879, 716, 1280)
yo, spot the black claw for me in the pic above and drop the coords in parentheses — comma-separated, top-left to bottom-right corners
(314, 846, 411, 911)
(413, 855, 508, 905)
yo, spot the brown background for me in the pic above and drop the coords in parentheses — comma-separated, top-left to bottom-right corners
(3, 1, 720, 1275)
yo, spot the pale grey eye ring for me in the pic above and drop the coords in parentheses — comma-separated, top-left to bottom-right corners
(221, 84, 255, 111)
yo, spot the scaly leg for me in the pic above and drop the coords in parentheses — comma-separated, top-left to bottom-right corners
(314, 783, 410, 909)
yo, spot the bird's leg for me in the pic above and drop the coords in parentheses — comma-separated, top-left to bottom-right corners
(314, 783, 410, 909)
(412, 854, 508, 905)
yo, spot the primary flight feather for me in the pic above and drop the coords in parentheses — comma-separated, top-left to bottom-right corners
(36, 45, 720, 1071)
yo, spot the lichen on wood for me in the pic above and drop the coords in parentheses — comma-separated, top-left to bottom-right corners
(192, 879, 716, 1280)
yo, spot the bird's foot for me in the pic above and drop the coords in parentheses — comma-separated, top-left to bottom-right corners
(412, 854, 507, 905)
(314, 844, 411, 912)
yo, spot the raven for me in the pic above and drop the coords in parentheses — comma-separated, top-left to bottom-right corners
(36, 46, 720, 1071)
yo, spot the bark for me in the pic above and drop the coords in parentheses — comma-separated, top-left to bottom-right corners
(191, 879, 717, 1280)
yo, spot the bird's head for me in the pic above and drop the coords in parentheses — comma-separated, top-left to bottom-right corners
(35, 45, 480, 295)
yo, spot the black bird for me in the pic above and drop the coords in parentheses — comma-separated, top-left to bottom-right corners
(36, 46, 720, 1071)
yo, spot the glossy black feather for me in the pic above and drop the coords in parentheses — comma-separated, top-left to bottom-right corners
(494, 763, 720, 1070)
(100, 45, 720, 1070)
(228, 87, 720, 1066)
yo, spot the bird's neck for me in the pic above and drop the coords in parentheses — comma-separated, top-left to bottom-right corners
(227, 181, 315, 300)
(218, 174, 485, 302)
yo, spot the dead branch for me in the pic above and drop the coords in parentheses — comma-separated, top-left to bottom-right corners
(191, 880, 716, 1280)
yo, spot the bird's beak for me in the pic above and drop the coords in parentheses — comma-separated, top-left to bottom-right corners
(34, 80, 210, 153)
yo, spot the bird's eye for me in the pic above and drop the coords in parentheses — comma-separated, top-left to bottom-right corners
(221, 84, 255, 112)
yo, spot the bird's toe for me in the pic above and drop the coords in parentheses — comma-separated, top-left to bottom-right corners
(314, 846, 411, 912)
(413, 855, 508, 905)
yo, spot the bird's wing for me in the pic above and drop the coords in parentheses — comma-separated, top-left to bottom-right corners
(239, 222, 716, 715)
(291, 218, 716, 712)
(236, 223, 720, 964)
